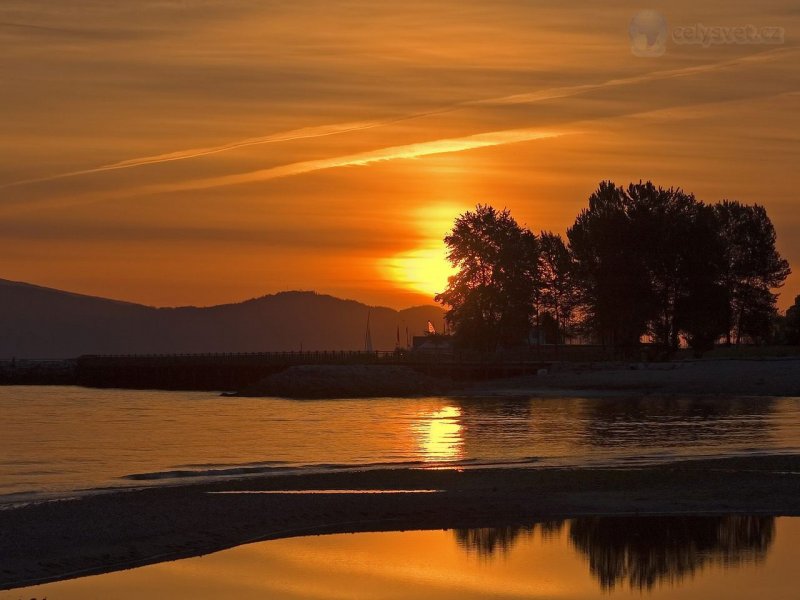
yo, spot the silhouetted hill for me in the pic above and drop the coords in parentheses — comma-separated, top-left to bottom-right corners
(0, 279, 444, 358)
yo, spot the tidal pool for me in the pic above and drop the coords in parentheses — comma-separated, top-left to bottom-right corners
(3, 515, 796, 599)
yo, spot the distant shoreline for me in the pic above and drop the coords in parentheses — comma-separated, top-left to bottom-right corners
(461, 357, 800, 398)
(2, 356, 799, 397)
(241, 357, 800, 398)
(2, 454, 799, 591)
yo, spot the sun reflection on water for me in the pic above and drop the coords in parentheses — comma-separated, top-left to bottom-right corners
(415, 405, 464, 462)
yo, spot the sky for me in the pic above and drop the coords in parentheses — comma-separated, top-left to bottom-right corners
(1, 1, 798, 309)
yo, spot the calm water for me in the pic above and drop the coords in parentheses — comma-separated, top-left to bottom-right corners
(2, 386, 800, 501)
(3, 516, 796, 599)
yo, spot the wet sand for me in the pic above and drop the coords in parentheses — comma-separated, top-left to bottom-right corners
(2, 454, 799, 591)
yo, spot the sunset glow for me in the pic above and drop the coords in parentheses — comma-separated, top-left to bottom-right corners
(383, 246, 454, 298)
(3, 3, 800, 596)
(1, 2, 798, 309)
(380, 203, 465, 297)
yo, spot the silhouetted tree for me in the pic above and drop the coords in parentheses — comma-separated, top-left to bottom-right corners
(624, 182, 729, 353)
(437, 185, 790, 357)
(669, 201, 730, 355)
(436, 205, 539, 352)
(567, 182, 791, 356)
(713, 201, 791, 344)
(537, 231, 580, 343)
(567, 181, 655, 354)
(786, 296, 800, 345)
(676, 281, 730, 356)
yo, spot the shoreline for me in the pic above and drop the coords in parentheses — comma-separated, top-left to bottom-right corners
(2, 454, 799, 590)
(3, 357, 800, 398)
(234, 357, 800, 398)
(461, 357, 800, 398)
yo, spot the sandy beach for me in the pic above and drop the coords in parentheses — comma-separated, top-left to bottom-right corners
(2, 454, 799, 590)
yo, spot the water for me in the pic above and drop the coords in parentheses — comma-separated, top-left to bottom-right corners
(3, 515, 796, 599)
(2, 386, 800, 501)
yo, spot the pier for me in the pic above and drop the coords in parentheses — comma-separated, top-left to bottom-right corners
(74, 350, 557, 391)
(1, 345, 611, 391)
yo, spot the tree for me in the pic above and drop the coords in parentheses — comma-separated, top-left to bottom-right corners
(785, 296, 800, 345)
(537, 231, 580, 343)
(435, 205, 539, 352)
(713, 201, 791, 344)
(569, 182, 779, 357)
(567, 181, 655, 353)
(676, 282, 730, 356)
(623, 182, 726, 353)
(435, 185, 791, 357)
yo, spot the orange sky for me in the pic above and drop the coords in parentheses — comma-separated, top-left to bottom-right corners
(1, 1, 798, 309)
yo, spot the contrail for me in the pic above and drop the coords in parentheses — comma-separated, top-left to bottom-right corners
(478, 46, 796, 107)
(5, 86, 794, 218)
(92, 85, 799, 200)
(0, 120, 386, 188)
(116, 128, 575, 197)
(2, 46, 793, 190)
(0, 107, 459, 189)
(0, 21, 79, 34)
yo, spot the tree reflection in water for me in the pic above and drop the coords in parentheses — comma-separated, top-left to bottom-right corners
(453, 521, 563, 559)
(454, 515, 775, 590)
(569, 515, 774, 591)
(580, 396, 776, 450)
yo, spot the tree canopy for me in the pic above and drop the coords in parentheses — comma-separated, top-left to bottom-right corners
(435, 205, 539, 352)
(713, 201, 791, 344)
(785, 296, 800, 345)
(436, 181, 791, 355)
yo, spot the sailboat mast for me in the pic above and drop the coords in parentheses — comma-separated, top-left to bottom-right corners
(364, 310, 373, 352)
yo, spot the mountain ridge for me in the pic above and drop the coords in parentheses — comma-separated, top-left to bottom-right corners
(0, 279, 444, 358)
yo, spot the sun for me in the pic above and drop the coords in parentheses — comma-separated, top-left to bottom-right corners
(380, 202, 467, 298)
(383, 245, 455, 298)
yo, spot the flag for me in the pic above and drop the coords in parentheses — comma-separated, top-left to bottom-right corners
(427, 320, 437, 334)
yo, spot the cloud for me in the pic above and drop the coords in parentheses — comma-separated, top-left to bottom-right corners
(121, 128, 574, 196)
(4, 46, 793, 191)
(0, 120, 384, 188)
(476, 46, 797, 106)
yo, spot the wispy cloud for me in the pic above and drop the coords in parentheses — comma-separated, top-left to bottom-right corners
(3, 46, 793, 190)
(0, 120, 384, 188)
(480, 46, 796, 106)
(123, 128, 574, 196)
